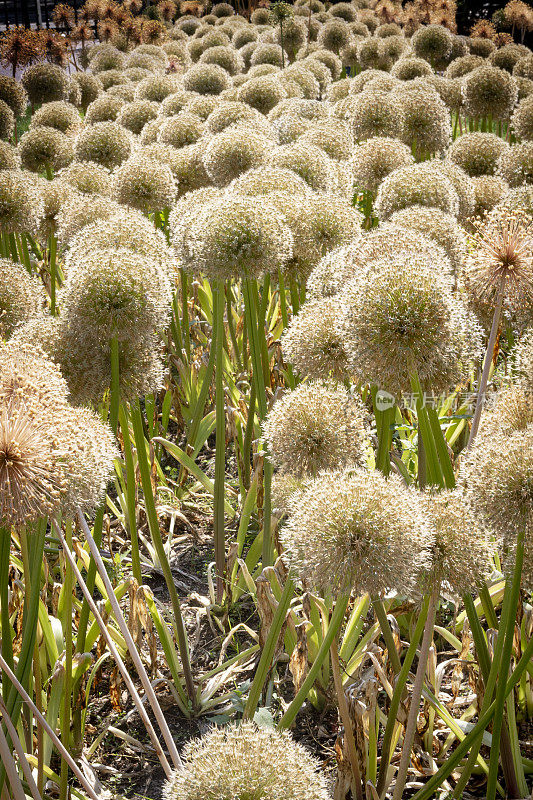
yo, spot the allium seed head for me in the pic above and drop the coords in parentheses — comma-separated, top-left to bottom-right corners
(22, 63, 69, 105)
(497, 141, 533, 186)
(447, 131, 511, 177)
(112, 154, 176, 212)
(352, 135, 414, 194)
(462, 65, 518, 121)
(375, 161, 460, 220)
(388, 205, 467, 274)
(31, 101, 81, 135)
(19, 126, 74, 174)
(471, 175, 510, 217)
(281, 298, 351, 381)
(202, 125, 271, 186)
(183, 63, 232, 95)
(228, 164, 311, 196)
(74, 120, 132, 169)
(0, 170, 43, 235)
(0, 258, 44, 338)
(349, 89, 405, 142)
(269, 140, 337, 191)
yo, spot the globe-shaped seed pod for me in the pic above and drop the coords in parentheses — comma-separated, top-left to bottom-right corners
(375, 22, 402, 38)
(462, 65, 518, 121)
(0, 141, 19, 172)
(298, 118, 353, 161)
(391, 56, 433, 80)
(228, 164, 311, 196)
(281, 467, 433, 598)
(393, 82, 451, 154)
(69, 72, 103, 113)
(135, 74, 180, 102)
(31, 101, 81, 135)
(489, 185, 533, 219)
(263, 381, 367, 478)
(327, 78, 351, 103)
(152, 142, 212, 196)
(112, 154, 176, 212)
(420, 490, 494, 597)
(444, 54, 484, 79)
(0, 170, 43, 235)
(185, 94, 222, 121)
(427, 74, 464, 112)
(329, 2, 357, 21)
(388, 205, 467, 275)
(301, 57, 333, 97)
(182, 63, 232, 95)
(356, 38, 392, 72)
(274, 17, 307, 58)
(172, 192, 293, 279)
(514, 55, 533, 81)
(282, 65, 320, 100)
(317, 18, 351, 54)
(38, 179, 73, 240)
(268, 97, 327, 123)
(432, 160, 476, 220)
(0, 76, 27, 118)
(164, 723, 330, 800)
(468, 37, 495, 58)
(497, 141, 533, 186)
(0, 100, 14, 141)
(233, 26, 257, 49)
(74, 121, 132, 169)
(307, 48, 343, 80)
(0, 258, 44, 338)
(238, 75, 287, 114)
(381, 34, 408, 64)
(202, 124, 271, 185)
(206, 100, 271, 134)
(512, 94, 533, 140)
(447, 131, 511, 177)
(247, 64, 281, 80)
(412, 24, 453, 69)
(106, 84, 136, 103)
(200, 44, 244, 75)
(161, 41, 192, 71)
(90, 45, 125, 73)
(124, 52, 163, 72)
(159, 90, 196, 117)
(58, 161, 112, 197)
(93, 69, 130, 91)
(339, 252, 482, 396)
(156, 113, 205, 148)
(349, 89, 404, 142)
(55, 194, 124, 247)
(375, 161, 460, 219)
(212, 2, 234, 17)
(61, 246, 172, 342)
(133, 44, 168, 67)
(363, 73, 401, 93)
(250, 42, 285, 69)
(123, 68, 152, 85)
(352, 136, 414, 195)
(269, 140, 337, 192)
(84, 93, 125, 124)
(471, 175, 510, 217)
(22, 63, 69, 105)
(177, 16, 202, 35)
(281, 296, 350, 381)
(339, 41, 362, 71)
(489, 43, 525, 73)
(117, 99, 158, 134)
(251, 7, 271, 23)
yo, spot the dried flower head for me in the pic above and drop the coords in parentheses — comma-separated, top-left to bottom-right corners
(31, 101, 80, 135)
(394, 82, 451, 154)
(281, 467, 433, 597)
(0, 170, 42, 235)
(0, 99, 14, 142)
(497, 141, 533, 186)
(229, 164, 311, 196)
(391, 55, 433, 80)
(375, 161, 460, 220)
(348, 89, 404, 143)
(70, 72, 102, 113)
(448, 131, 510, 177)
(206, 100, 271, 134)
(0, 76, 27, 118)
(281, 297, 350, 381)
(57, 161, 111, 197)
(388, 205, 467, 275)
(352, 136, 413, 195)
(164, 722, 330, 800)
(157, 112, 205, 148)
(411, 23, 453, 68)
(512, 93, 533, 141)
(84, 93, 125, 124)
(445, 53, 485, 79)
(471, 175, 510, 217)
(462, 64, 518, 121)
(19, 126, 74, 174)
(269, 141, 337, 191)
(74, 120, 132, 168)
(183, 63, 232, 95)
(21, 63, 70, 105)
(112, 154, 176, 212)
(238, 74, 287, 114)
(0, 141, 19, 172)
(0, 258, 44, 338)
(202, 125, 271, 186)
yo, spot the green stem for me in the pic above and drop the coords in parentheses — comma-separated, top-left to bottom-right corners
(119, 403, 141, 586)
(75, 505, 104, 655)
(180, 272, 191, 362)
(242, 382, 256, 492)
(48, 233, 57, 316)
(213, 279, 226, 603)
(0, 527, 13, 704)
(410, 371, 445, 488)
(372, 598, 401, 674)
(59, 519, 74, 800)
(109, 336, 120, 437)
(131, 398, 196, 708)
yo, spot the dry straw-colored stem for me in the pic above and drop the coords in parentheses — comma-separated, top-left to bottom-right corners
(331, 633, 364, 800)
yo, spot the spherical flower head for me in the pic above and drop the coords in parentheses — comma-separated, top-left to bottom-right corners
(471, 175, 510, 218)
(356, 38, 393, 72)
(263, 381, 367, 478)
(200, 44, 244, 76)
(0, 100, 14, 142)
(303, 56, 334, 96)
(183, 63, 232, 95)
(135, 74, 180, 103)
(160, 142, 213, 196)
(202, 125, 271, 186)
(90, 44, 125, 73)
(490, 43, 525, 73)
(461, 424, 533, 588)
(38, 178, 72, 239)
(112, 154, 176, 213)
(282, 65, 320, 101)
(497, 141, 533, 187)
(427, 74, 464, 112)
(116, 99, 158, 135)
(19, 126, 74, 174)
(185, 95, 223, 122)
(164, 722, 330, 800)
(250, 42, 284, 69)
(445, 53, 485, 79)
(352, 136, 414, 195)
(393, 83, 451, 154)
(391, 56, 433, 80)
(269, 141, 337, 192)
(388, 205, 467, 275)
(298, 118, 353, 162)
(70, 72, 103, 113)
(160, 90, 196, 118)
(281, 467, 433, 598)
(22, 63, 69, 105)
(61, 247, 172, 342)
(0, 170, 43, 235)
(74, 121, 132, 169)
(512, 93, 533, 141)
(433, 160, 476, 220)
(0, 258, 44, 338)
(56, 194, 124, 247)
(411, 24, 453, 69)
(206, 100, 271, 135)
(95, 69, 130, 92)
(317, 18, 351, 54)
(421, 489, 494, 597)
(0, 76, 27, 118)
(339, 253, 482, 397)
(228, 165, 311, 196)
(375, 162, 460, 220)
(281, 298, 351, 381)
(447, 131, 511, 177)
(349, 89, 404, 143)
(0, 141, 20, 172)
(463, 207, 533, 312)
(84, 93, 126, 125)
(31, 101, 81, 135)
(177, 193, 293, 279)
(462, 65, 518, 121)
(514, 54, 533, 81)
(156, 113, 205, 149)
(238, 75, 287, 114)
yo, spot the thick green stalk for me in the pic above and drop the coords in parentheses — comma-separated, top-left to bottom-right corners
(242, 382, 256, 492)
(243, 575, 295, 721)
(75, 505, 104, 655)
(279, 592, 350, 730)
(410, 371, 445, 489)
(372, 598, 401, 675)
(48, 233, 57, 316)
(0, 527, 13, 704)
(180, 272, 191, 362)
(59, 520, 74, 800)
(376, 594, 431, 796)
(109, 336, 120, 436)
(131, 398, 196, 707)
(119, 403, 141, 586)
(486, 524, 526, 800)
(213, 280, 226, 603)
